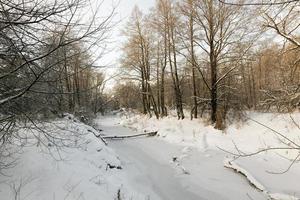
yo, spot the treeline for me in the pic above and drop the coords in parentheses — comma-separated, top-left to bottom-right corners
(0, 0, 115, 171)
(0, 0, 114, 123)
(116, 0, 300, 128)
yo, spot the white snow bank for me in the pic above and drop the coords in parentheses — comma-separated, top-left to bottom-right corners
(120, 111, 300, 199)
(224, 158, 265, 191)
(0, 116, 141, 200)
(224, 156, 300, 200)
(121, 111, 300, 158)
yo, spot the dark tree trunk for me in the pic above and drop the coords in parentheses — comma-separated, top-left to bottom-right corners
(141, 67, 147, 115)
(189, 1, 198, 119)
(160, 27, 168, 117)
(63, 51, 73, 112)
(169, 18, 184, 120)
(210, 54, 217, 123)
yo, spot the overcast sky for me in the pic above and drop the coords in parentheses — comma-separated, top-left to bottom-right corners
(109, 0, 154, 59)
(118, 0, 154, 16)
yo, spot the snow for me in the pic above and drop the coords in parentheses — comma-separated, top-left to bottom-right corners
(224, 158, 265, 191)
(0, 115, 141, 200)
(224, 156, 300, 200)
(120, 111, 300, 200)
(121, 111, 300, 155)
(1, 111, 299, 200)
(96, 116, 267, 200)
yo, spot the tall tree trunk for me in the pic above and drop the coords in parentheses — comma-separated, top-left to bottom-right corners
(141, 66, 147, 114)
(189, 0, 197, 119)
(210, 54, 217, 123)
(208, 1, 217, 124)
(160, 66, 167, 116)
(160, 25, 168, 117)
(63, 50, 73, 112)
(192, 67, 198, 118)
(74, 58, 81, 108)
(250, 64, 257, 109)
(156, 45, 161, 115)
(169, 16, 184, 120)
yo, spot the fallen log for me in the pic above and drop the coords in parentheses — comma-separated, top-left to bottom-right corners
(103, 131, 158, 140)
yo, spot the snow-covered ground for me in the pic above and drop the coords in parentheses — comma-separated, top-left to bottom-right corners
(119, 111, 300, 200)
(0, 115, 141, 200)
(94, 116, 267, 200)
(1, 111, 299, 200)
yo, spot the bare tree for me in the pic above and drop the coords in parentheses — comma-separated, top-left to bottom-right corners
(179, 0, 199, 119)
(166, 0, 185, 120)
(150, 0, 172, 117)
(116, 0, 298, 131)
(190, 0, 255, 127)
(0, 0, 116, 171)
(218, 0, 299, 6)
(121, 7, 159, 118)
(263, 2, 300, 49)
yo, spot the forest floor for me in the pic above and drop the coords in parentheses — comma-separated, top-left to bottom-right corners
(0, 112, 299, 200)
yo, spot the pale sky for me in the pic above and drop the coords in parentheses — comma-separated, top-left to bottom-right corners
(105, 0, 154, 63)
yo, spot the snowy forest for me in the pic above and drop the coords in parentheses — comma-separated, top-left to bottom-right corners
(0, 0, 300, 200)
(117, 0, 299, 124)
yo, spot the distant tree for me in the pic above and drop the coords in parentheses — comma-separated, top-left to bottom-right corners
(114, 82, 142, 109)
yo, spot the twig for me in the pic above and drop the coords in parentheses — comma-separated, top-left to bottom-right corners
(247, 117, 300, 148)
(266, 153, 300, 174)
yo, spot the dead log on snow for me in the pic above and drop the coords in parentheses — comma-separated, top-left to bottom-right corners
(103, 131, 158, 140)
